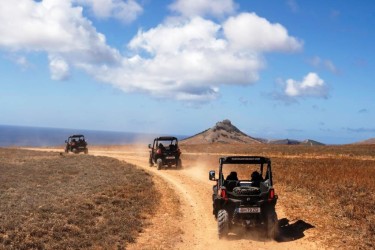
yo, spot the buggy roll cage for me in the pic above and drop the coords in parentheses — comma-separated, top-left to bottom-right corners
(149, 136, 178, 148)
(154, 136, 178, 141)
(218, 156, 273, 186)
(68, 134, 85, 139)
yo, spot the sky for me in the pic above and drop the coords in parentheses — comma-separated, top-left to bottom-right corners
(0, 0, 374, 144)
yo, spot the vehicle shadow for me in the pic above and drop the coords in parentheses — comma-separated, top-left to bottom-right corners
(225, 218, 314, 242)
(277, 218, 314, 242)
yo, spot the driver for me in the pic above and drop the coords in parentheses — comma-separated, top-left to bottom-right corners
(250, 171, 263, 187)
(226, 171, 238, 181)
(158, 143, 165, 151)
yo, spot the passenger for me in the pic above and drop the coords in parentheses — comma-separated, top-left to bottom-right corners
(250, 171, 263, 187)
(225, 171, 238, 192)
(226, 171, 238, 181)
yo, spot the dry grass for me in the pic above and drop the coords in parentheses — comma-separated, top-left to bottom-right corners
(0, 148, 157, 249)
(273, 157, 375, 249)
(181, 144, 375, 249)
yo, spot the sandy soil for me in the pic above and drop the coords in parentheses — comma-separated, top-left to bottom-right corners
(25, 147, 324, 249)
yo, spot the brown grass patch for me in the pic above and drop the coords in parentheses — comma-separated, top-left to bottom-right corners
(0, 148, 157, 249)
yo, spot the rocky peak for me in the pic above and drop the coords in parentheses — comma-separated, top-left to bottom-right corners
(181, 119, 261, 144)
(213, 119, 243, 134)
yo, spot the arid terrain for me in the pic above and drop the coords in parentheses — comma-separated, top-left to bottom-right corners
(3, 143, 373, 249)
(0, 148, 159, 249)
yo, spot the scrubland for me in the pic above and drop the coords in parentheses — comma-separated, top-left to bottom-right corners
(0, 148, 156, 249)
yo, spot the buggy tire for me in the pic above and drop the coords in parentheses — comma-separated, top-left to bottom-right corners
(84, 149, 88, 154)
(156, 158, 162, 170)
(266, 209, 278, 240)
(218, 209, 229, 239)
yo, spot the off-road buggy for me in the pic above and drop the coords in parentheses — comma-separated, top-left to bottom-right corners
(65, 135, 88, 154)
(209, 156, 278, 239)
(148, 136, 182, 170)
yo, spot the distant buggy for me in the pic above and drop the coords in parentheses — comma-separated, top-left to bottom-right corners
(209, 156, 278, 239)
(65, 135, 88, 154)
(148, 136, 182, 170)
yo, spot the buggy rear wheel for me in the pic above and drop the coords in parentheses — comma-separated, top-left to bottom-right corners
(156, 158, 162, 170)
(218, 209, 229, 239)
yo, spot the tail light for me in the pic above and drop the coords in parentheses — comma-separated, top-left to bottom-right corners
(268, 188, 275, 201)
(220, 188, 228, 201)
(156, 149, 161, 154)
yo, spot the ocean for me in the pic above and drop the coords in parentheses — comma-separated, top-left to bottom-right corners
(0, 125, 177, 147)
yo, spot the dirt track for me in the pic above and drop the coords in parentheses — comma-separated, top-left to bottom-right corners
(26, 147, 323, 249)
(89, 148, 324, 250)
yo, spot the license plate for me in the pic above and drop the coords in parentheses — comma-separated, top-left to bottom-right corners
(166, 156, 175, 159)
(237, 207, 261, 213)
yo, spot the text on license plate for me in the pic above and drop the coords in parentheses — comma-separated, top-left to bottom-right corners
(238, 207, 261, 213)
(166, 156, 175, 159)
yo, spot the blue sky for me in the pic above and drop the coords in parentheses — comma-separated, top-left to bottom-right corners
(0, 0, 374, 144)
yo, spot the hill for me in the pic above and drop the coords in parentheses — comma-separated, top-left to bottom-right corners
(267, 139, 325, 145)
(354, 138, 375, 144)
(268, 139, 300, 145)
(300, 139, 325, 146)
(181, 120, 326, 145)
(181, 119, 261, 144)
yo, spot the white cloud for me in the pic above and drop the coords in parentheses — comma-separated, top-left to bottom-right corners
(128, 17, 227, 55)
(169, 0, 236, 18)
(5, 54, 31, 68)
(285, 72, 328, 98)
(85, 16, 265, 101)
(0, 0, 121, 65)
(101, 13, 302, 101)
(309, 56, 321, 67)
(309, 56, 338, 74)
(223, 13, 303, 52)
(49, 56, 70, 80)
(75, 0, 143, 23)
(0, 1, 304, 102)
(324, 60, 338, 74)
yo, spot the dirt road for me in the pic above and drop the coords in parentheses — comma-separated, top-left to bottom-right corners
(89, 148, 323, 250)
(26, 147, 323, 249)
